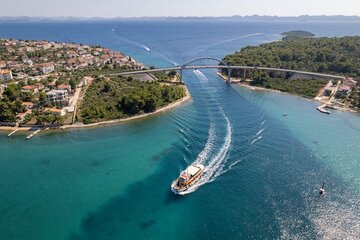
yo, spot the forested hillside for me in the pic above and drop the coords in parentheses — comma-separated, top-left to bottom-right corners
(223, 36, 360, 108)
(78, 76, 185, 124)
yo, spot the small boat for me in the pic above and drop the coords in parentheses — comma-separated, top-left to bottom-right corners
(282, 113, 288, 116)
(317, 106, 331, 114)
(319, 182, 325, 195)
(171, 164, 204, 194)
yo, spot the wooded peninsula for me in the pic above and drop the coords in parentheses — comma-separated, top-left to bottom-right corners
(222, 34, 360, 112)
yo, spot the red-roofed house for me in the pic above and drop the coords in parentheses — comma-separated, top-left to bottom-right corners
(21, 85, 36, 93)
(66, 50, 78, 58)
(57, 84, 71, 92)
(22, 102, 34, 109)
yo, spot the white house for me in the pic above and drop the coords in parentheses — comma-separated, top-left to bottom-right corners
(39, 62, 55, 75)
(46, 89, 69, 105)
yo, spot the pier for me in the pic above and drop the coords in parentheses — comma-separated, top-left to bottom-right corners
(7, 128, 19, 137)
(26, 129, 41, 140)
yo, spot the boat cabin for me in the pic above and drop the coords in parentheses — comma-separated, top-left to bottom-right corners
(178, 166, 201, 186)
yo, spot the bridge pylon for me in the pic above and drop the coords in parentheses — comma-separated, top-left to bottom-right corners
(179, 69, 183, 84)
(227, 67, 231, 84)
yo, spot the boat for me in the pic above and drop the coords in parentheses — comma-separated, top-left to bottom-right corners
(282, 113, 288, 116)
(319, 182, 325, 195)
(316, 106, 331, 114)
(171, 164, 204, 194)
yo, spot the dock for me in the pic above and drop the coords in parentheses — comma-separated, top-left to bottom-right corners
(26, 129, 41, 140)
(7, 128, 19, 137)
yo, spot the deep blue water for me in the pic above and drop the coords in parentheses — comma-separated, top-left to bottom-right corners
(0, 20, 360, 239)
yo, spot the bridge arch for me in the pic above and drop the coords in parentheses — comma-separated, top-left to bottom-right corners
(180, 57, 231, 83)
(181, 57, 228, 69)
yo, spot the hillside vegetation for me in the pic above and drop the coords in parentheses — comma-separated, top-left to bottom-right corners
(78, 76, 185, 124)
(222, 36, 360, 107)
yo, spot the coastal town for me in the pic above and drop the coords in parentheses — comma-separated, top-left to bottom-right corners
(0, 38, 145, 131)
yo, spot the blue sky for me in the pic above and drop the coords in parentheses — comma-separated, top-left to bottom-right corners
(2, 0, 360, 17)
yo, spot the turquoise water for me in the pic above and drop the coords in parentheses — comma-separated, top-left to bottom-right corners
(0, 20, 360, 239)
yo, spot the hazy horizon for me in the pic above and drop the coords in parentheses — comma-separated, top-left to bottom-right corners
(1, 15, 360, 20)
(1, 0, 360, 18)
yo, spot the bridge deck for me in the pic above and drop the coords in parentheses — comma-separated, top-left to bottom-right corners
(108, 65, 345, 80)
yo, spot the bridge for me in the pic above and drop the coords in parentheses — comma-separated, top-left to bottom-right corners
(108, 57, 346, 83)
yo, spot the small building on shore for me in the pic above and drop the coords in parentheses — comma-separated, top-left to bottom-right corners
(334, 85, 352, 99)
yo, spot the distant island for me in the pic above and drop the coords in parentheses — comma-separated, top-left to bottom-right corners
(281, 30, 315, 38)
(0, 39, 187, 131)
(222, 34, 359, 112)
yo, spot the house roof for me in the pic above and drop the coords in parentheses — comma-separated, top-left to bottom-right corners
(40, 62, 54, 67)
(0, 69, 11, 74)
(22, 102, 34, 106)
(339, 85, 351, 91)
(45, 108, 62, 113)
(57, 84, 70, 89)
(22, 85, 34, 90)
(67, 58, 76, 64)
(344, 78, 357, 84)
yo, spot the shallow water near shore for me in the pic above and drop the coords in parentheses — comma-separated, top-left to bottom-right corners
(0, 20, 360, 239)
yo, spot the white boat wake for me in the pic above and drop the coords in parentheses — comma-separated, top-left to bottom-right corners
(141, 45, 151, 51)
(251, 136, 263, 145)
(111, 30, 151, 51)
(193, 70, 208, 81)
(179, 112, 232, 195)
(255, 127, 266, 137)
(192, 123, 216, 165)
